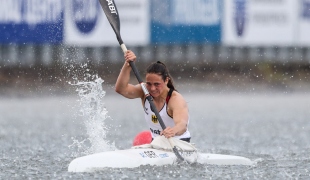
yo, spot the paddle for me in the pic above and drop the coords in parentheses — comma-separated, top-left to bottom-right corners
(98, 0, 184, 161)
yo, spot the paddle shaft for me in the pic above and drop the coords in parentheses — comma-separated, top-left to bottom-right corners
(98, 0, 184, 161)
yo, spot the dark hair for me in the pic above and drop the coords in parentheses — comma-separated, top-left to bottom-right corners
(146, 61, 176, 90)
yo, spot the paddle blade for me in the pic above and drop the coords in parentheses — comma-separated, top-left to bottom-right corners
(98, 0, 123, 45)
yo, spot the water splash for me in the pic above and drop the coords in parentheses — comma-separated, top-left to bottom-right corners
(69, 76, 116, 156)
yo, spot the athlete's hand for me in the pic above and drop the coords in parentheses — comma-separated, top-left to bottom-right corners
(124, 50, 136, 64)
(161, 126, 176, 138)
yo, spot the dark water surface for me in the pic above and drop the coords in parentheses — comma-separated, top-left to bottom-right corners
(1, 83, 310, 179)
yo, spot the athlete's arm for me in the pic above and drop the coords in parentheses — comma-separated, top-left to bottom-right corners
(115, 50, 144, 99)
(161, 92, 189, 138)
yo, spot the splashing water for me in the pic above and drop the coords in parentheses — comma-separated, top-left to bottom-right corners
(69, 77, 116, 156)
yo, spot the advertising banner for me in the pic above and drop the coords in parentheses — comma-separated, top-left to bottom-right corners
(222, 0, 297, 46)
(0, 0, 64, 44)
(151, 0, 222, 44)
(64, 0, 150, 46)
(299, 0, 310, 45)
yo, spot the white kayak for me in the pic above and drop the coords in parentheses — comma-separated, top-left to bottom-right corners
(68, 148, 254, 172)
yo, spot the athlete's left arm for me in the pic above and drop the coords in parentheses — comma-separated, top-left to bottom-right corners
(163, 93, 189, 137)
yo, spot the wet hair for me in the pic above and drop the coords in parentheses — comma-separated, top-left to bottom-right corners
(146, 61, 176, 90)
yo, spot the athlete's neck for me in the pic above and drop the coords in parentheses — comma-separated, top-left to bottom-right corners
(153, 87, 169, 103)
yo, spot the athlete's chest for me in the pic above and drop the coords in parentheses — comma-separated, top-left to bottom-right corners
(153, 100, 166, 112)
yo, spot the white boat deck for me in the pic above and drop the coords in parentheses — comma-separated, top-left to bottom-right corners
(68, 148, 254, 172)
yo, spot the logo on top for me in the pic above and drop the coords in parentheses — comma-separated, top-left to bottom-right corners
(106, 0, 118, 15)
(72, 0, 99, 34)
(234, 0, 246, 37)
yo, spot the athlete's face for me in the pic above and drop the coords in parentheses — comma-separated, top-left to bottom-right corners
(145, 73, 168, 97)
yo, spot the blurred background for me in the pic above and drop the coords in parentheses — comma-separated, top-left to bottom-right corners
(0, 0, 309, 96)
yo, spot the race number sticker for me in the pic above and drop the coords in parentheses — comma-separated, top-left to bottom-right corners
(139, 151, 169, 158)
(142, 151, 158, 158)
(139, 151, 155, 158)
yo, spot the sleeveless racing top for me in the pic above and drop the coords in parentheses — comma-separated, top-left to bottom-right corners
(143, 89, 191, 139)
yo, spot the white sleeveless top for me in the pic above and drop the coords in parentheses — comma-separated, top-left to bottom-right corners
(143, 92, 191, 139)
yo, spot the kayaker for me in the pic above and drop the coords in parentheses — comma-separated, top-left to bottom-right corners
(115, 50, 191, 142)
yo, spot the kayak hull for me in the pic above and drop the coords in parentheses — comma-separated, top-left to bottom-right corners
(68, 148, 254, 172)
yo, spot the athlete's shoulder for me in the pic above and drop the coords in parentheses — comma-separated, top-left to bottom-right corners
(169, 90, 187, 105)
(171, 90, 184, 98)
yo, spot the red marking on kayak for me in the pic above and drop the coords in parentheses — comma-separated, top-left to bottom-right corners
(133, 130, 152, 146)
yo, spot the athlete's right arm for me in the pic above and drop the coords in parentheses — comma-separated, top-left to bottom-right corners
(115, 50, 144, 99)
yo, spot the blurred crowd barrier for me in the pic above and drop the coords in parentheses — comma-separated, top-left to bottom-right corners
(0, 44, 310, 68)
